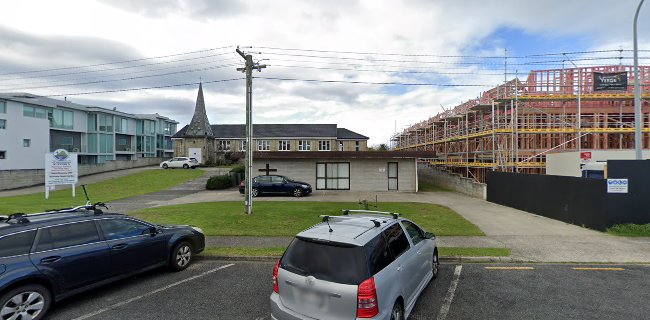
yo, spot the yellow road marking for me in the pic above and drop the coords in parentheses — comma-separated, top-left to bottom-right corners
(484, 267, 535, 270)
(572, 267, 625, 271)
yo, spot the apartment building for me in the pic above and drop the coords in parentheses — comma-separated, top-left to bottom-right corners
(0, 93, 178, 170)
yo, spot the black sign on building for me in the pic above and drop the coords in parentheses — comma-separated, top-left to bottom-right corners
(593, 72, 628, 91)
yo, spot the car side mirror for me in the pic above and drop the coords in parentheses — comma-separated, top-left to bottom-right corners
(424, 232, 435, 239)
(148, 226, 160, 236)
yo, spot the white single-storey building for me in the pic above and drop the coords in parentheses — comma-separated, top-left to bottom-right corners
(252, 151, 433, 192)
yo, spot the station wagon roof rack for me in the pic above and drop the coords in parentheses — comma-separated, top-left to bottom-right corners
(320, 215, 381, 227)
(342, 210, 400, 219)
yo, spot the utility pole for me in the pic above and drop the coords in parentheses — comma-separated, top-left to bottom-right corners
(236, 47, 266, 215)
(564, 54, 582, 156)
(634, 0, 645, 159)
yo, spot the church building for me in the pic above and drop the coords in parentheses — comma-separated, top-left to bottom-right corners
(172, 84, 369, 163)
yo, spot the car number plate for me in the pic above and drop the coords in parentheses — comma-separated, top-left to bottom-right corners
(301, 290, 325, 308)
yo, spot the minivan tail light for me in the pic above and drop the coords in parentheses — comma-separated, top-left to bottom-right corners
(357, 277, 378, 318)
(273, 259, 280, 294)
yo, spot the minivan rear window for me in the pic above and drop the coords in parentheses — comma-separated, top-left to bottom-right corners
(281, 237, 369, 285)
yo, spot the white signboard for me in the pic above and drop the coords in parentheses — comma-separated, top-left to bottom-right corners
(45, 149, 78, 199)
(606, 178, 628, 194)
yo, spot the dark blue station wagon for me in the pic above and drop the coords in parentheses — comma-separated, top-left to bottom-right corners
(0, 207, 205, 320)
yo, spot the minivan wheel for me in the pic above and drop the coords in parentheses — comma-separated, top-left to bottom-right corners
(162, 163, 168, 169)
(252, 188, 259, 197)
(292, 188, 303, 197)
(0, 284, 51, 320)
(183, 164, 189, 169)
(432, 249, 440, 279)
(390, 301, 404, 320)
(170, 241, 193, 271)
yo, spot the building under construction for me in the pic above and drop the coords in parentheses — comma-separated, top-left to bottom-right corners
(393, 65, 650, 183)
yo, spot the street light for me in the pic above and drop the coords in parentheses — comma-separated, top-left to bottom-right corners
(563, 54, 582, 155)
(634, 0, 645, 159)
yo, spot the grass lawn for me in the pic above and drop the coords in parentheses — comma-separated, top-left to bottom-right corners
(418, 180, 451, 192)
(203, 246, 509, 257)
(132, 201, 484, 236)
(607, 224, 650, 237)
(0, 169, 205, 214)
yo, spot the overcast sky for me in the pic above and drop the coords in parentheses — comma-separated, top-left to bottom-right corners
(1, 0, 649, 145)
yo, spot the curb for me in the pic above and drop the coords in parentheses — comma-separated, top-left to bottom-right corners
(197, 255, 525, 263)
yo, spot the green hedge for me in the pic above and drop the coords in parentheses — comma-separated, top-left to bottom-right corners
(206, 175, 233, 190)
(230, 165, 245, 174)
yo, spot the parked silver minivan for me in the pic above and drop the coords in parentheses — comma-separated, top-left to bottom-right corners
(270, 210, 439, 320)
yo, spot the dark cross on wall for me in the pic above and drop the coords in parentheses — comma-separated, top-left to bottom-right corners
(259, 163, 278, 175)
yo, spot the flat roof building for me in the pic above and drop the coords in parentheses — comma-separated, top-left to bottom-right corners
(0, 93, 178, 170)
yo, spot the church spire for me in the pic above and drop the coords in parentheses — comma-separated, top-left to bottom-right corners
(185, 83, 214, 137)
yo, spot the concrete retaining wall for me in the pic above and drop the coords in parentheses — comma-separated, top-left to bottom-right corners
(0, 158, 163, 190)
(418, 165, 486, 199)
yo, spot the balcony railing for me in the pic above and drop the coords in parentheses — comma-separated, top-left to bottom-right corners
(116, 145, 134, 152)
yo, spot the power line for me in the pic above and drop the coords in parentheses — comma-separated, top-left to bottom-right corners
(45, 78, 244, 97)
(0, 45, 235, 77)
(255, 76, 490, 87)
(6, 63, 240, 91)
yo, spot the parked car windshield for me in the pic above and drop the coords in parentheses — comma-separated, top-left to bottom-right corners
(281, 237, 369, 285)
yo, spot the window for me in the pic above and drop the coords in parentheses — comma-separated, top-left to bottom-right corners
(0, 119, 5, 129)
(240, 140, 247, 151)
(298, 140, 311, 151)
(0, 100, 5, 113)
(278, 140, 291, 151)
(23, 139, 31, 147)
(255, 176, 271, 183)
(36, 221, 101, 251)
(339, 141, 344, 151)
(271, 176, 285, 183)
(23, 105, 47, 119)
(355, 141, 360, 152)
(98, 219, 151, 240)
(388, 162, 398, 190)
(0, 151, 5, 159)
(50, 109, 74, 129)
(364, 234, 394, 275)
(318, 140, 331, 151)
(87, 133, 97, 153)
(281, 238, 368, 285)
(401, 221, 425, 246)
(0, 231, 36, 258)
(257, 140, 270, 151)
(87, 114, 97, 132)
(98, 114, 113, 132)
(218, 140, 231, 151)
(383, 223, 410, 259)
(316, 162, 350, 190)
(115, 118, 129, 133)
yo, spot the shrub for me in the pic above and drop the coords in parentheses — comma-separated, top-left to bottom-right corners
(206, 175, 233, 190)
(230, 165, 245, 174)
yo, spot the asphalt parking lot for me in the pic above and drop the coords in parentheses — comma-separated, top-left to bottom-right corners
(47, 259, 650, 320)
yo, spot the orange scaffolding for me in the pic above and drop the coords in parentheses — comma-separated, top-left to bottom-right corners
(392, 65, 650, 183)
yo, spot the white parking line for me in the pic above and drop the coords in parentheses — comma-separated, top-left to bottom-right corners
(72, 263, 235, 320)
(436, 265, 462, 320)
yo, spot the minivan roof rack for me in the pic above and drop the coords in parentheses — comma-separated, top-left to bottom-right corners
(320, 215, 381, 227)
(342, 210, 400, 219)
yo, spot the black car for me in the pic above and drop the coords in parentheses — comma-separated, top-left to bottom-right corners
(239, 175, 312, 197)
(0, 205, 205, 320)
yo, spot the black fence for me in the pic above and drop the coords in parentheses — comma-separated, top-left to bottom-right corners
(487, 160, 650, 231)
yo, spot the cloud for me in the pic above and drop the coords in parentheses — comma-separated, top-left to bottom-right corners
(97, 0, 247, 19)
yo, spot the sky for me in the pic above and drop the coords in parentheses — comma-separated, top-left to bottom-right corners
(0, 0, 649, 146)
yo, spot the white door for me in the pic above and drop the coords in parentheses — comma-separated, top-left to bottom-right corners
(188, 148, 202, 164)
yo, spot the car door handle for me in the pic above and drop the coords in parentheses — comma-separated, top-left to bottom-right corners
(112, 243, 128, 250)
(417, 250, 421, 255)
(397, 266, 402, 272)
(40, 256, 61, 264)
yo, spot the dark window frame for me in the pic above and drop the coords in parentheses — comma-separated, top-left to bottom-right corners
(383, 223, 411, 259)
(388, 162, 399, 191)
(0, 230, 37, 258)
(34, 220, 102, 252)
(401, 220, 425, 246)
(97, 218, 152, 241)
(316, 162, 351, 190)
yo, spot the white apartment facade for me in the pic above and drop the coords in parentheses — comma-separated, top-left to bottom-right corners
(0, 93, 178, 170)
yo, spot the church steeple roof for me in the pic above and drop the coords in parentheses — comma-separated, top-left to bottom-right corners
(184, 83, 214, 138)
